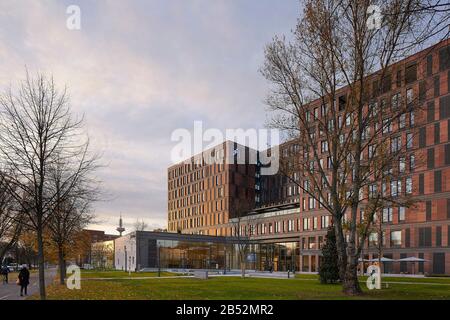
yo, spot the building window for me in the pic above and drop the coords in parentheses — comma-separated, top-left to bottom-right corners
(405, 63, 417, 84)
(418, 227, 432, 247)
(391, 93, 400, 109)
(345, 114, 351, 126)
(369, 184, 377, 198)
(406, 177, 413, 194)
(303, 218, 310, 231)
(368, 144, 376, 158)
(409, 154, 415, 171)
(391, 136, 401, 153)
(399, 207, 406, 221)
(436, 226, 442, 247)
(445, 144, 450, 165)
(314, 107, 319, 119)
(427, 148, 435, 169)
(409, 111, 415, 126)
(399, 113, 406, 129)
(399, 157, 406, 173)
(438, 45, 450, 71)
(369, 232, 378, 246)
(390, 231, 402, 247)
(321, 215, 330, 228)
(308, 198, 315, 210)
(382, 207, 393, 223)
(288, 220, 294, 232)
(406, 88, 414, 105)
(383, 119, 392, 134)
(308, 237, 316, 249)
(434, 170, 442, 192)
(406, 133, 413, 149)
(390, 180, 401, 197)
(427, 54, 433, 76)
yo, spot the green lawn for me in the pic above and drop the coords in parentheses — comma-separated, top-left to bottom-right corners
(81, 270, 180, 279)
(30, 272, 450, 300)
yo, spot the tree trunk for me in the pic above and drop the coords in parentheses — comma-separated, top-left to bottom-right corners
(36, 222, 46, 300)
(240, 262, 246, 278)
(343, 250, 362, 295)
(58, 245, 66, 285)
(333, 222, 347, 281)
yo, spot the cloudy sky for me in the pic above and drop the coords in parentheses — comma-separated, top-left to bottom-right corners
(0, 0, 299, 234)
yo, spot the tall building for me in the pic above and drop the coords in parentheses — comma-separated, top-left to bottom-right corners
(167, 39, 450, 275)
(167, 141, 258, 236)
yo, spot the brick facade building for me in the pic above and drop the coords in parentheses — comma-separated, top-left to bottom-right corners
(168, 39, 450, 275)
(167, 141, 258, 236)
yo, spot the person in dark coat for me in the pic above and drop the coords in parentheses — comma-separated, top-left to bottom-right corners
(18, 265, 30, 296)
(1, 265, 9, 284)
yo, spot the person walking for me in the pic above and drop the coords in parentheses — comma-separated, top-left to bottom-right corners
(1, 265, 9, 284)
(18, 265, 30, 297)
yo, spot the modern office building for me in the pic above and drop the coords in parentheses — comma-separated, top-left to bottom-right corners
(113, 230, 299, 272)
(167, 141, 259, 236)
(167, 39, 450, 275)
(114, 231, 241, 271)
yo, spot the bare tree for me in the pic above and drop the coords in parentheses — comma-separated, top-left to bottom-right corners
(0, 71, 99, 299)
(262, 0, 447, 294)
(133, 219, 148, 232)
(46, 156, 100, 285)
(0, 171, 23, 263)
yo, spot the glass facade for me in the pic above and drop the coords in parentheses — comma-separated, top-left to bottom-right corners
(155, 239, 233, 270)
(150, 239, 300, 272)
(256, 242, 299, 271)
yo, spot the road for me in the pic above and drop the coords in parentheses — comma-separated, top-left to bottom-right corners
(0, 268, 56, 300)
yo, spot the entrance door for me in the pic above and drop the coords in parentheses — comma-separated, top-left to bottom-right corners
(433, 253, 445, 274)
(311, 256, 316, 272)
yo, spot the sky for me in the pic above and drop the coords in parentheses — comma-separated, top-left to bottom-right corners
(0, 0, 300, 235)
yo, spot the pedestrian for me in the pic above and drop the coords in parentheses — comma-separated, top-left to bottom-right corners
(1, 265, 9, 284)
(18, 265, 30, 297)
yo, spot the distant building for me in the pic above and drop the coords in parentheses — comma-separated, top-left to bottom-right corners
(81, 229, 119, 266)
(167, 140, 258, 236)
(83, 229, 119, 243)
(91, 240, 115, 269)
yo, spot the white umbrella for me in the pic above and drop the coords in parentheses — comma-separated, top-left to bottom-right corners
(368, 257, 394, 262)
(358, 258, 369, 262)
(397, 256, 427, 275)
(397, 257, 427, 262)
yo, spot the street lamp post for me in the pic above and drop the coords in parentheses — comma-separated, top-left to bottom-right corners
(128, 256, 131, 276)
(157, 245, 161, 277)
(223, 247, 227, 275)
(124, 245, 127, 272)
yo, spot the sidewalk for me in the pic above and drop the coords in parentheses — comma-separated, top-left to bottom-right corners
(0, 268, 56, 300)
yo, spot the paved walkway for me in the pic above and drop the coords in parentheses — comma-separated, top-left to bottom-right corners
(0, 269, 56, 300)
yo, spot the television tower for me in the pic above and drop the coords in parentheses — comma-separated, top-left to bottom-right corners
(116, 214, 125, 236)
